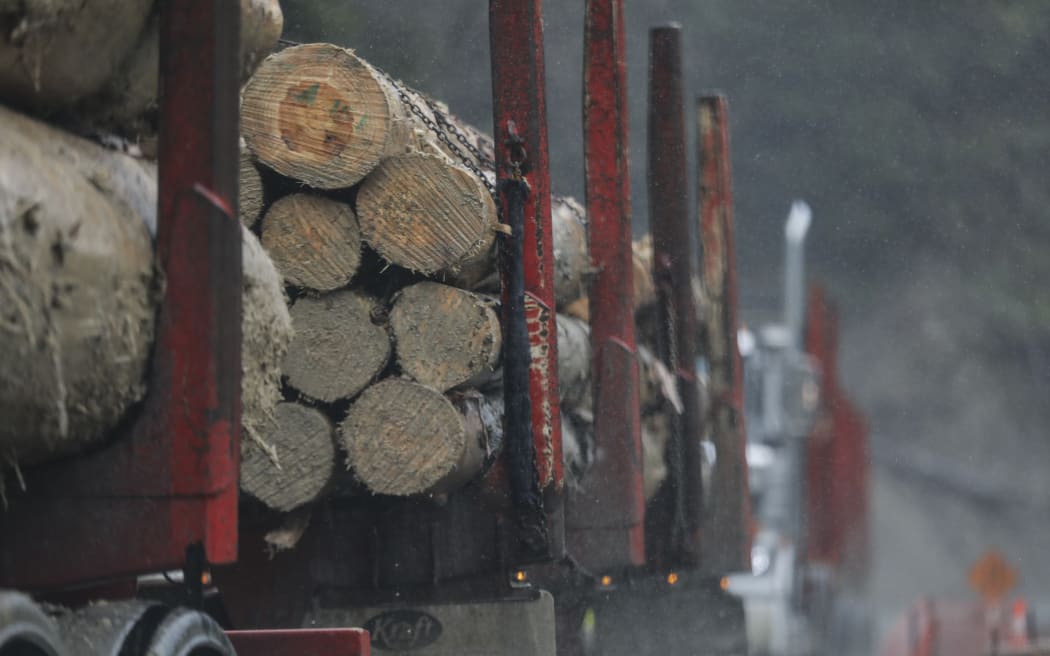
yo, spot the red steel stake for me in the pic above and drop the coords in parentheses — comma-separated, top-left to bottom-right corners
(0, 0, 241, 588)
(489, 0, 563, 554)
(647, 24, 704, 567)
(697, 94, 752, 573)
(565, 0, 645, 570)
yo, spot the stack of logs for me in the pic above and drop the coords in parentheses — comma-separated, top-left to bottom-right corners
(236, 42, 601, 511)
(0, 2, 288, 481)
(236, 42, 705, 514)
(0, 13, 701, 523)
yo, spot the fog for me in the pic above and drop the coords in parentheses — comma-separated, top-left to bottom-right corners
(283, 2, 1050, 651)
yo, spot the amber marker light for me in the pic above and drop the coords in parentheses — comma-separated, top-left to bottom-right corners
(600, 575, 613, 588)
(667, 572, 679, 586)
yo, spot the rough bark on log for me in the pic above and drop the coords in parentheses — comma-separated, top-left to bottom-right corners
(456, 195, 589, 309)
(240, 145, 265, 228)
(0, 107, 291, 470)
(389, 281, 501, 391)
(436, 390, 502, 495)
(631, 235, 657, 312)
(552, 197, 590, 307)
(240, 225, 293, 460)
(260, 193, 361, 291)
(557, 313, 592, 410)
(340, 379, 495, 497)
(240, 401, 335, 512)
(356, 151, 498, 276)
(0, 0, 153, 111)
(641, 413, 670, 503)
(0, 103, 156, 465)
(71, 0, 283, 144)
(562, 408, 595, 490)
(239, 0, 284, 82)
(282, 290, 390, 403)
(242, 42, 439, 190)
(633, 234, 709, 349)
(636, 344, 682, 416)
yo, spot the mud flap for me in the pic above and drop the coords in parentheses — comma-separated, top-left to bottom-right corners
(305, 590, 556, 656)
(594, 581, 747, 656)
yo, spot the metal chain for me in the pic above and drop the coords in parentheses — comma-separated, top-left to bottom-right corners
(272, 42, 503, 218)
(658, 270, 689, 548)
(380, 71, 499, 203)
(428, 99, 496, 169)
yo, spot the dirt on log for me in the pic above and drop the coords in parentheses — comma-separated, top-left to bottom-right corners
(239, 144, 265, 228)
(557, 313, 592, 409)
(239, 0, 285, 81)
(260, 193, 361, 292)
(240, 225, 293, 467)
(0, 0, 153, 112)
(241, 401, 335, 512)
(457, 195, 589, 309)
(551, 197, 590, 307)
(67, 0, 283, 143)
(282, 290, 390, 403)
(642, 413, 670, 502)
(389, 281, 501, 391)
(0, 103, 156, 465)
(341, 379, 496, 497)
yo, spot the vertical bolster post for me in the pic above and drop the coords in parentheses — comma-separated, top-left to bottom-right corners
(698, 94, 752, 574)
(158, 0, 242, 562)
(490, 0, 562, 559)
(566, 0, 646, 569)
(648, 24, 704, 566)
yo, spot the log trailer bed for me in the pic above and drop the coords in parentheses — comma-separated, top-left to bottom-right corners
(0, 2, 840, 655)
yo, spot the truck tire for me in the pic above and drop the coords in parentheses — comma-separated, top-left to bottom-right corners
(56, 600, 162, 656)
(0, 591, 68, 656)
(57, 602, 233, 656)
(143, 607, 234, 656)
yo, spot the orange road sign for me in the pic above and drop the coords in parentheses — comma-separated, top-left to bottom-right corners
(968, 549, 1017, 602)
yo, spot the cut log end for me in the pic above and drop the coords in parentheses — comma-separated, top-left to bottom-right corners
(241, 401, 335, 512)
(260, 193, 361, 291)
(282, 290, 390, 403)
(242, 43, 396, 189)
(390, 282, 501, 391)
(341, 379, 468, 496)
(357, 152, 497, 275)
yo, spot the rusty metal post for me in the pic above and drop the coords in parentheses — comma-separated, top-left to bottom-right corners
(0, 0, 241, 589)
(564, 0, 645, 570)
(489, 0, 563, 559)
(647, 24, 703, 566)
(697, 94, 752, 574)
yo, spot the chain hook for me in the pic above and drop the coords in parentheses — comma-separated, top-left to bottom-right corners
(504, 120, 528, 180)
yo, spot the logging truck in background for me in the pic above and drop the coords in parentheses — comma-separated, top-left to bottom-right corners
(0, 1, 869, 655)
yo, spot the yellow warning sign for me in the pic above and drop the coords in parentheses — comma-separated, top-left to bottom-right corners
(968, 549, 1017, 602)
